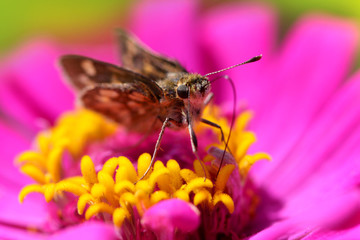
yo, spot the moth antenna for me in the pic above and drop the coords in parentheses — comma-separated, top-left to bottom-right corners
(216, 75, 237, 179)
(204, 55, 262, 77)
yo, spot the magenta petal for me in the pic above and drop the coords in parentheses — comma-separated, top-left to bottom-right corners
(251, 14, 359, 181)
(199, 3, 276, 105)
(250, 190, 360, 239)
(307, 224, 360, 239)
(248, 220, 297, 240)
(142, 199, 200, 234)
(0, 121, 31, 185)
(48, 221, 116, 240)
(0, 225, 45, 240)
(295, 190, 360, 230)
(129, 0, 201, 71)
(0, 40, 75, 133)
(258, 72, 360, 195)
(0, 190, 48, 229)
(251, 73, 360, 234)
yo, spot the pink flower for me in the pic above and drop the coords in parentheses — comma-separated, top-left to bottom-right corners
(2, 0, 360, 239)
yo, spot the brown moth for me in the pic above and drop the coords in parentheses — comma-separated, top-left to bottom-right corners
(60, 29, 261, 180)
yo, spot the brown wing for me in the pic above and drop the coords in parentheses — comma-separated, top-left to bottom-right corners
(80, 83, 163, 133)
(116, 29, 187, 80)
(59, 55, 163, 101)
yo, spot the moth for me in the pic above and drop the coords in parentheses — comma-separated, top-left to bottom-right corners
(60, 30, 261, 180)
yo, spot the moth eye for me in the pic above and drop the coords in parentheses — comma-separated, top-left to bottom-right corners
(177, 84, 189, 99)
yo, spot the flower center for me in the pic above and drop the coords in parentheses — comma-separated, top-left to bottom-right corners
(17, 106, 270, 236)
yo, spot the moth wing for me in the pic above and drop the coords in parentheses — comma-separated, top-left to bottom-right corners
(80, 83, 163, 133)
(116, 29, 187, 80)
(59, 55, 163, 101)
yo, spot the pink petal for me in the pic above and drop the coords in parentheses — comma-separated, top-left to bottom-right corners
(250, 190, 360, 239)
(199, 3, 276, 106)
(0, 121, 31, 185)
(0, 190, 48, 229)
(0, 39, 116, 135)
(259, 71, 360, 195)
(251, 14, 359, 182)
(249, 220, 298, 240)
(48, 221, 116, 240)
(142, 199, 200, 235)
(129, 0, 201, 71)
(305, 224, 360, 239)
(0, 225, 45, 240)
(0, 40, 74, 132)
(251, 73, 360, 233)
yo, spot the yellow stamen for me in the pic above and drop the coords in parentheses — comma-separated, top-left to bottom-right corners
(119, 192, 136, 206)
(148, 167, 170, 190)
(173, 190, 190, 202)
(184, 178, 213, 194)
(19, 165, 46, 184)
(18, 107, 270, 229)
(43, 183, 56, 202)
(114, 180, 135, 196)
(102, 157, 120, 176)
(215, 164, 235, 193)
(118, 156, 137, 182)
(180, 169, 198, 183)
(46, 147, 63, 183)
(19, 184, 44, 203)
(136, 153, 152, 179)
(150, 190, 169, 205)
(193, 159, 209, 178)
(16, 151, 46, 168)
(91, 183, 106, 199)
(81, 155, 98, 186)
(234, 132, 256, 160)
(98, 171, 115, 192)
(113, 208, 128, 227)
(166, 160, 182, 189)
(213, 193, 234, 214)
(239, 153, 271, 178)
(194, 189, 212, 206)
(154, 162, 173, 193)
(85, 203, 115, 220)
(56, 181, 88, 196)
(78, 193, 95, 215)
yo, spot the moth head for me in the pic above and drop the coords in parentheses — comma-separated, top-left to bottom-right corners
(177, 74, 210, 100)
(176, 84, 189, 99)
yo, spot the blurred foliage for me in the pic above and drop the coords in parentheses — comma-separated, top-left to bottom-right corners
(1, 0, 360, 63)
(261, 0, 360, 69)
(261, 0, 360, 33)
(0, 0, 130, 55)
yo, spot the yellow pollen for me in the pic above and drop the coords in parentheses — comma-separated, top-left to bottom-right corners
(81, 155, 98, 186)
(215, 164, 235, 193)
(85, 203, 115, 220)
(199, 105, 270, 177)
(19, 165, 46, 184)
(78, 193, 95, 215)
(213, 193, 234, 214)
(18, 106, 270, 228)
(17, 109, 117, 203)
(194, 189, 212, 206)
(113, 208, 128, 227)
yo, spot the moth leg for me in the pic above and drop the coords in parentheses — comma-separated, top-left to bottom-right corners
(138, 117, 169, 182)
(201, 118, 234, 159)
(201, 118, 224, 142)
(203, 92, 214, 107)
(188, 122, 207, 181)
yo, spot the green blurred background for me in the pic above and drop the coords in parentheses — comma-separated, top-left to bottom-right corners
(0, 0, 359, 56)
